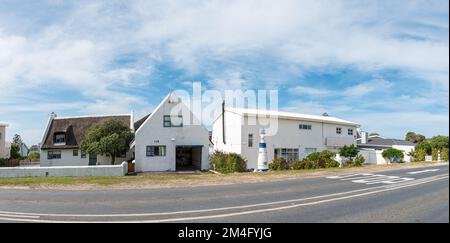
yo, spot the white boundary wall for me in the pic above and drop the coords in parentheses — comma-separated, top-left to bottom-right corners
(0, 162, 128, 178)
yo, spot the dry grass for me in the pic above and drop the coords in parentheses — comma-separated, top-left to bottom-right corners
(0, 162, 444, 190)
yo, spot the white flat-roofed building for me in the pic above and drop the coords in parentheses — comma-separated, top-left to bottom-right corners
(0, 123, 10, 159)
(211, 108, 360, 170)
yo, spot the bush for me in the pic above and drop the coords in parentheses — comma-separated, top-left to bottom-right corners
(306, 150, 338, 168)
(210, 151, 247, 173)
(28, 152, 40, 161)
(382, 148, 404, 163)
(291, 160, 319, 170)
(410, 149, 426, 162)
(269, 157, 290, 170)
(352, 155, 365, 167)
(431, 148, 439, 161)
(416, 141, 432, 155)
(441, 148, 449, 162)
(339, 145, 359, 161)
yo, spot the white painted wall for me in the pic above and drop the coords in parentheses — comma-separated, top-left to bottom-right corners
(359, 149, 388, 165)
(135, 94, 210, 172)
(393, 145, 415, 162)
(40, 149, 130, 167)
(0, 162, 128, 178)
(212, 111, 358, 169)
(0, 125, 8, 159)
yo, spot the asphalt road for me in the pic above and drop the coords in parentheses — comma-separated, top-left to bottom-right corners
(0, 164, 448, 223)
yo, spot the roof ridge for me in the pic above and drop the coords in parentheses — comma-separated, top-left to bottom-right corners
(54, 114, 131, 120)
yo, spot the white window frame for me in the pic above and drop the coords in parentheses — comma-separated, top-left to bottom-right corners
(146, 146, 167, 157)
(274, 148, 299, 162)
(336, 127, 342, 134)
(48, 150, 61, 160)
(248, 134, 254, 147)
(348, 129, 353, 136)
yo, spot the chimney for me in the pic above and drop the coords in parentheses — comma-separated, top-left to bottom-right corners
(130, 110, 135, 131)
(49, 112, 57, 119)
(361, 131, 368, 144)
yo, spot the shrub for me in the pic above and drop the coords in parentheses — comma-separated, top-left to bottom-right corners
(28, 152, 40, 161)
(416, 141, 432, 155)
(210, 151, 247, 173)
(339, 145, 359, 161)
(306, 150, 338, 168)
(382, 148, 404, 163)
(352, 155, 365, 167)
(432, 148, 439, 161)
(441, 148, 449, 162)
(410, 149, 426, 162)
(269, 157, 290, 170)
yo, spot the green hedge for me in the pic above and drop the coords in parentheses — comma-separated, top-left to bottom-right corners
(210, 151, 247, 173)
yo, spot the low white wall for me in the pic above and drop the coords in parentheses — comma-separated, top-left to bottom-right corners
(359, 149, 388, 165)
(0, 162, 128, 178)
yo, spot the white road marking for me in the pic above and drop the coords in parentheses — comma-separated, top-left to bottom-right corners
(327, 173, 415, 185)
(407, 169, 440, 175)
(0, 174, 447, 223)
(0, 213, 40, 219)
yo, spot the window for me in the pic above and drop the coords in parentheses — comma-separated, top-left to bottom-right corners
(304, 148, 317, 156)
(163, 115, 183, 127)
(299, 124, 312, 130)
(274, 148, 299, 162)
(336, 127, 342, 134)
(54, 133, 66, 144)
(248, 134, 254, 147)
(348, 129, 354, 136)
(81, 151, 86, 159)
(47, 151, 61, 160)
(146, 146, 167, 157)
(73, 150, 78, 156)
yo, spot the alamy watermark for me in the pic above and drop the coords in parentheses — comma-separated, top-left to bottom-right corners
(167, 82, 280, 136)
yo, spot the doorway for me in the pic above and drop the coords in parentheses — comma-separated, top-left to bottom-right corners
(176, 146, 202, 171)
(89, 153, 97, 166)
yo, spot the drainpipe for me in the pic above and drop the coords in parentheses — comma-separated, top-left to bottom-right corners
(222, 101, 226, 144)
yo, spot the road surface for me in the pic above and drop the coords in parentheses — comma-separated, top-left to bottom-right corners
(0, 164, 448, 223)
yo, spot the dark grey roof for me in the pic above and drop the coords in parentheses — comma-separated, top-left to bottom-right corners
(357, 137, 415, 147)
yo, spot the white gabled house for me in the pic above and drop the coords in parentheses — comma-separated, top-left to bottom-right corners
(40, 113, 134, 166)
(212, 107, 360, 170)
(133, 93, 210, 172)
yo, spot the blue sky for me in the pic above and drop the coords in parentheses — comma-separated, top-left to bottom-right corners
(0, 0, 448, 145)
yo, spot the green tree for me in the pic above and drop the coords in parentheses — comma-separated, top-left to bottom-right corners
(416, 141, 432, 155)
(12, 134, 22, 144)
(382, 148, 404, 163)
(339, 144, 359, 161)
(10, 143, 21, 159)
(28, 152, 40, 161)
(80, 120, 134, 165)
(369, 132, 380, 137)
(429, 136, 449, 150)
(405, 132, 426, 143)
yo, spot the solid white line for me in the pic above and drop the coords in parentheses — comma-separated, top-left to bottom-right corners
(0, 174, 447, 223)
(407, 169, 440, 175)
(0, 186, 382, 218)
(0, 213, 40, 219)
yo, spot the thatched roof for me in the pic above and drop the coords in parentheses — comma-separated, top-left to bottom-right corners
(41, 115, 131, 149)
